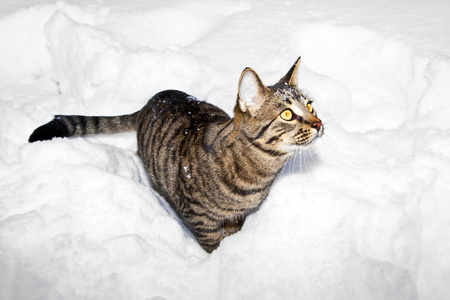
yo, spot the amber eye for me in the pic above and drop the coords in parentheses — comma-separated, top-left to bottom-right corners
(280, 109, 293, 121)
(306, 103, 313, 113)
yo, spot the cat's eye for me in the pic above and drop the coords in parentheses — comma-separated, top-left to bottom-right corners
(280, 109, 293, 121)
(306, 103, 313, 113)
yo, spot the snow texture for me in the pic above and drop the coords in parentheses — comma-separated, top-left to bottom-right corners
(1, 0, 450, 299)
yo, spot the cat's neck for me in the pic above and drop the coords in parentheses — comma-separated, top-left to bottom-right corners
(209, 112, 291, 179)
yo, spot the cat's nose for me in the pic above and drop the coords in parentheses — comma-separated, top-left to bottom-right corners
(312, 121, 322, 131)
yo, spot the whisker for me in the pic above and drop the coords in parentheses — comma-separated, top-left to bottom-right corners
(291, 150, 297, 175)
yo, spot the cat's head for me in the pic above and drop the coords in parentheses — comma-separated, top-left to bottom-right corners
(234, 57, 324, 153)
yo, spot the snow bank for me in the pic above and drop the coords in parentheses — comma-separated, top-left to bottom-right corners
(1, 1, 450, 299)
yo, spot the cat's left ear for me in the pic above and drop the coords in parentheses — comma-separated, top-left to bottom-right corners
(238, 68, 268, 116)
(276, 57, 301, 87)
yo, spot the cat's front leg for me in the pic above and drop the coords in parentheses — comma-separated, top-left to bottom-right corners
(223, 215, 244, 236)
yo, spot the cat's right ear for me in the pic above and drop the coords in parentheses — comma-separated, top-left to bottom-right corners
(276, 56, 301, 87)
(238, 68, 267, 116)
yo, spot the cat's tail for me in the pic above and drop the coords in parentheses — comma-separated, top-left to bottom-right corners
(28, 111, 140, 143)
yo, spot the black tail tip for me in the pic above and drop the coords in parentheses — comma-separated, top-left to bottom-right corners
(28, 117, 70, 143)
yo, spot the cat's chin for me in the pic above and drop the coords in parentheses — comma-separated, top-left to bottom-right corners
(285, 142, 314, 153)
(307, 132, 324, 146)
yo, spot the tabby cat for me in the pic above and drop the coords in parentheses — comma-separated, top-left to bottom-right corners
(29, 57, 324, 253)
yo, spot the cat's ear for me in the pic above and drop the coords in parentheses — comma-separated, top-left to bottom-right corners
(238, 68, 267, 116)
(277, 57, 301, 87)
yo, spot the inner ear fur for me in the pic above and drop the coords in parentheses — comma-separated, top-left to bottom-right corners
(237, 67, 268, 116)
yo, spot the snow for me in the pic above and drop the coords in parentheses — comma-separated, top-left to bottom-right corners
(1, 0, 449, 299)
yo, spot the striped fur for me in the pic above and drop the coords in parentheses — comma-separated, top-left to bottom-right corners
(29, 57, 324, 252)
(29, 113, 139, 142)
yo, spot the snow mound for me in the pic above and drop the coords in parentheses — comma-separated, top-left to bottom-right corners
(1, 1, 450, 299)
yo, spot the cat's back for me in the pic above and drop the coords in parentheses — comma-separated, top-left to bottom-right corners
(137, 90, 229, 133)
(138, 90, 230, 125)
(137, 90, 229, 146)
(136, 89, 230, 181)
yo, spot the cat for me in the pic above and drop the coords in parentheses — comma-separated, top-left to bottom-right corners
(29, 57, 324, 253)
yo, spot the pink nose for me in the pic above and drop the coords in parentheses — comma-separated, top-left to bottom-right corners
(312, 121, 322, 131)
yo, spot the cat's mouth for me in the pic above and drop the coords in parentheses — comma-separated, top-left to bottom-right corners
(309, 127, 324, 144)
(306, 134, 321, 145)
(293, 127, 324, 148)
(300, 137, 318, 148)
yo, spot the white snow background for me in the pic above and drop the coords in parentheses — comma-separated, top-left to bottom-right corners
(1, 0, 450, 299)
